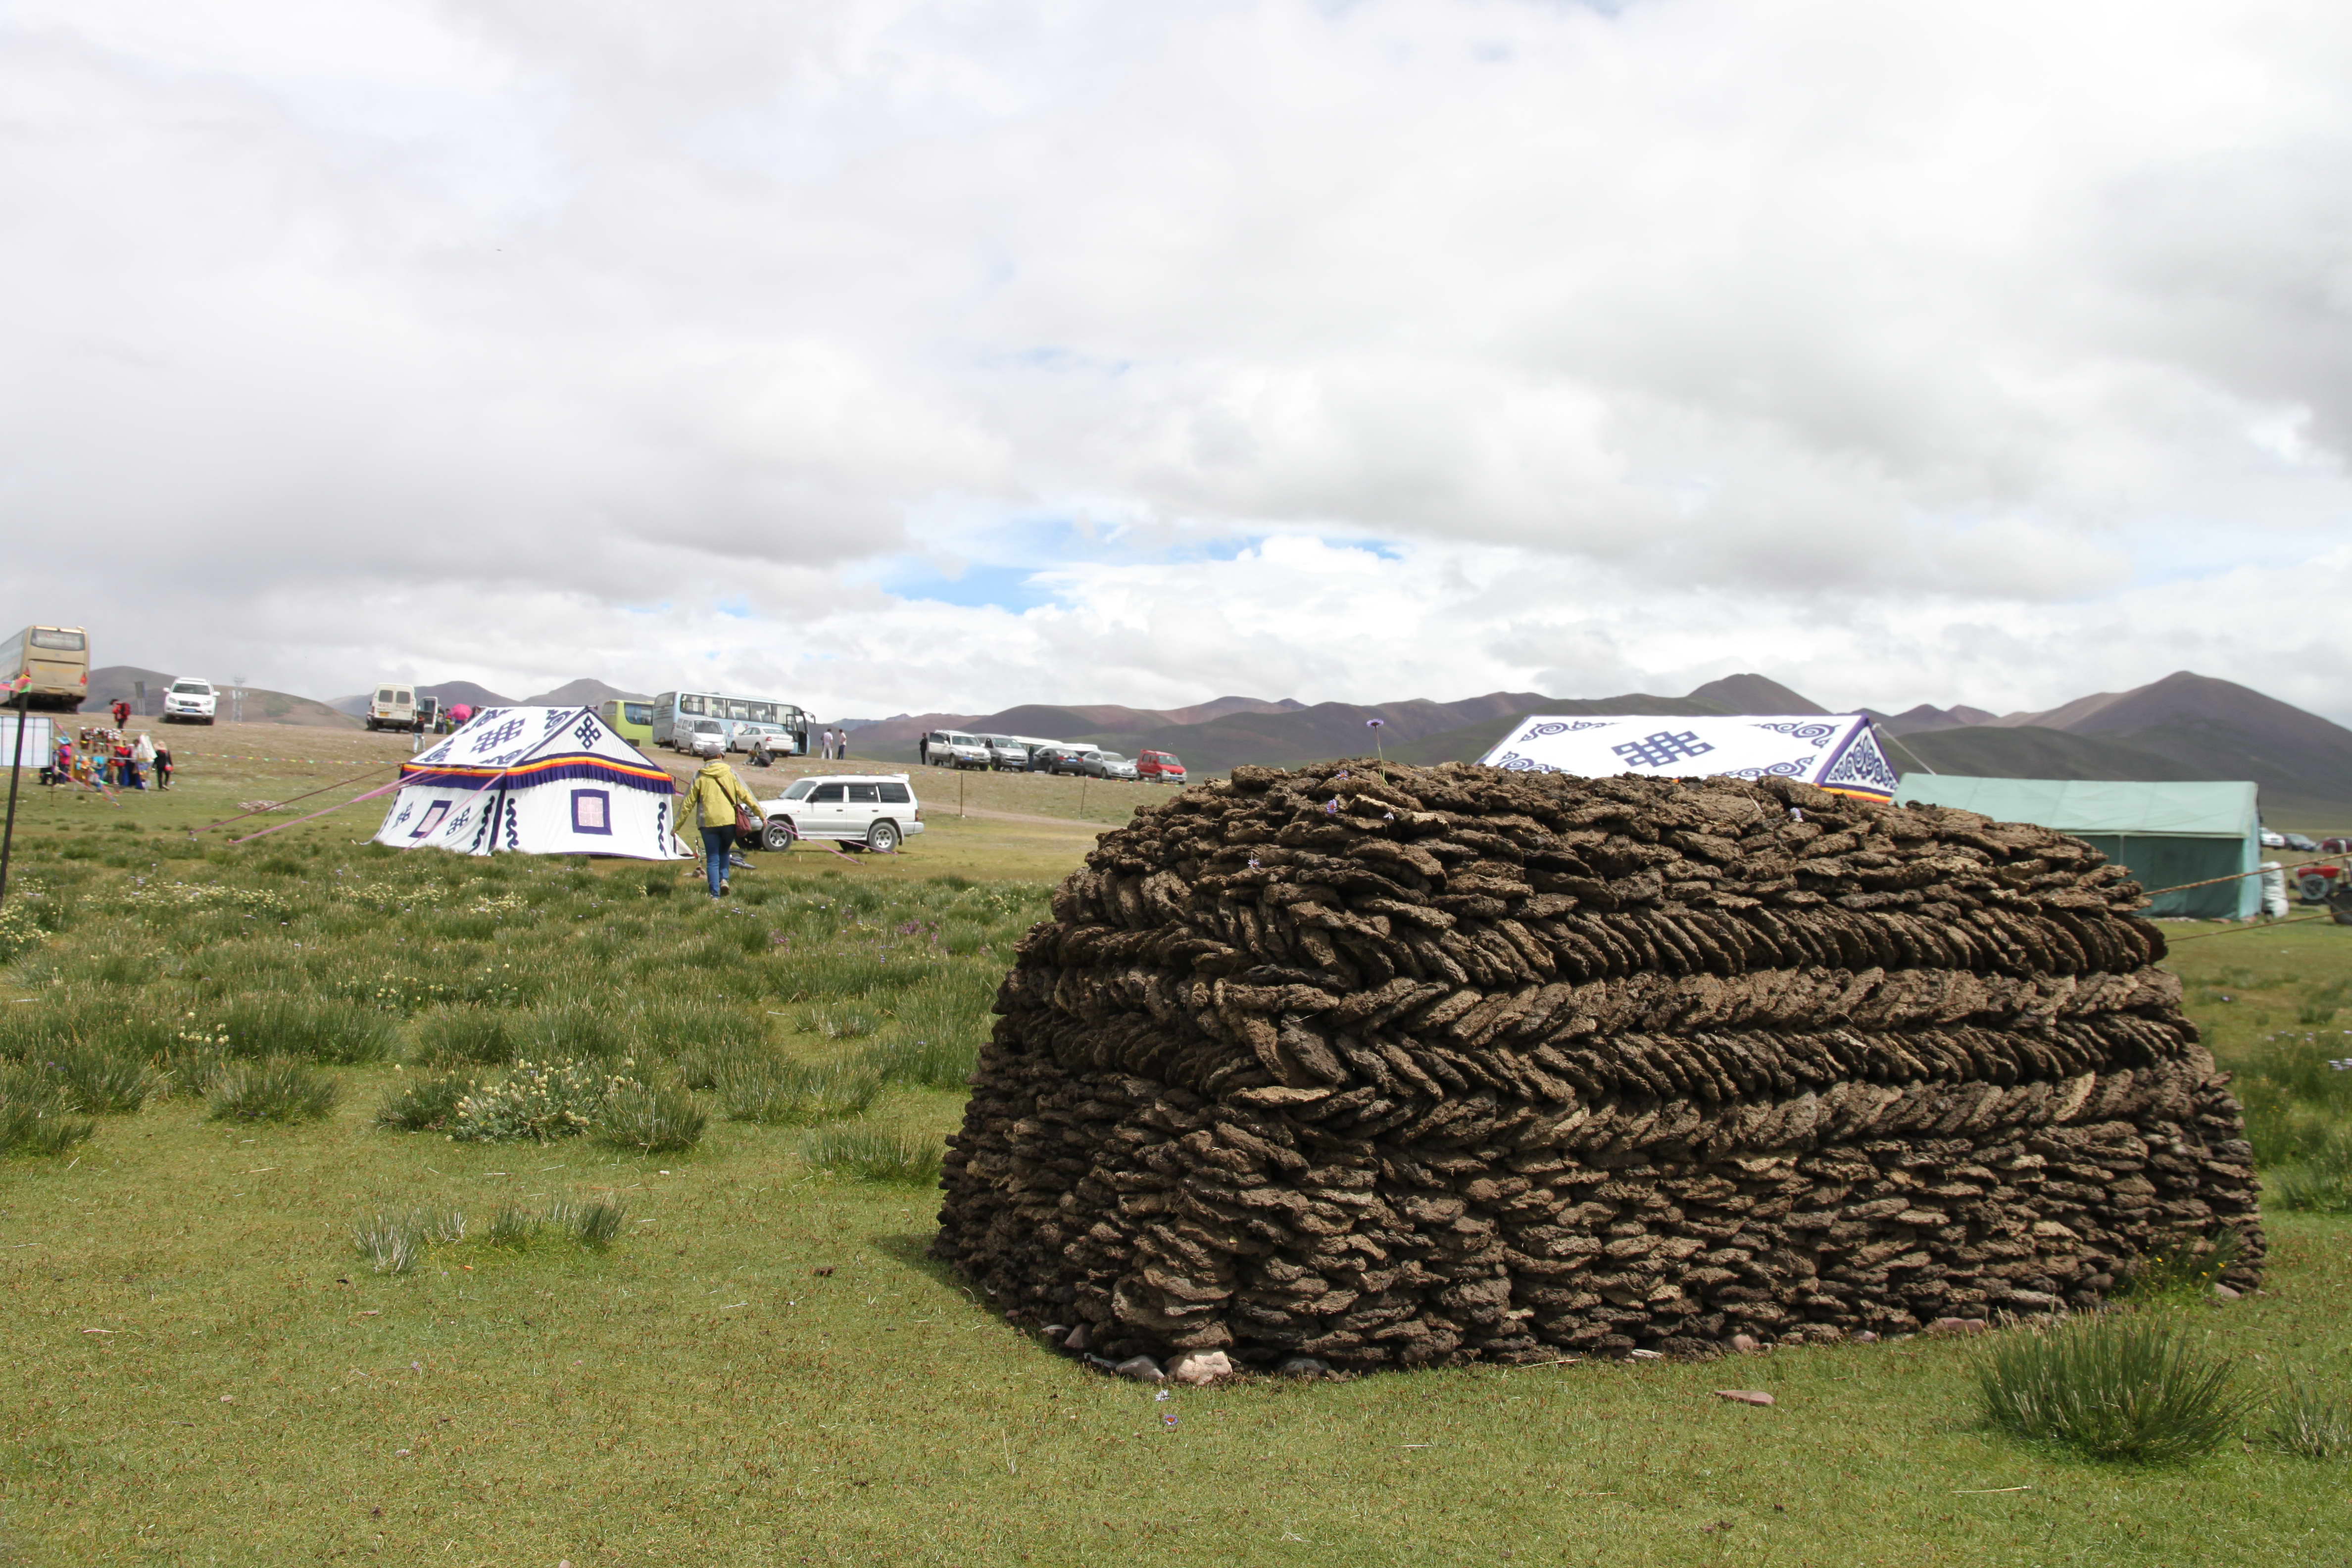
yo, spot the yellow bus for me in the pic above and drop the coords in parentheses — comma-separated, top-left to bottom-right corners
(600, 698, 656, 747)
(1, 625, 90, 712)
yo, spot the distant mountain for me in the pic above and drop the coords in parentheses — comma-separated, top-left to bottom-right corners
(521, 677, 649, 708)
(83, 665, 356, 728)
(420, 680, 516, 711)
(1686, 673, 1826, 715)
(1873, 703, 1999, 736)
(1905, 671, 2352, 821)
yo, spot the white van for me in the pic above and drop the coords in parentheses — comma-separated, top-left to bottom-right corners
(919, 729, 991, 769)
(162, 677, 217, 725)
(754, 774, 924, 853)
(366, 684, 419, 732)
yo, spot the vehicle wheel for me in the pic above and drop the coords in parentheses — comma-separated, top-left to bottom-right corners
(868, 820, 900, 854)
(2300, 873, 2333, 903)
(763, 819, 797, 852)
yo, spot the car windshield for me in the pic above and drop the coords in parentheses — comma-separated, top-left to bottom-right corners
(171, 682, 207, 694)
(783, 780, 815, 800)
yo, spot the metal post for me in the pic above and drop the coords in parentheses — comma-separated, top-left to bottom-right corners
(0, 692, 29, 910)
(959, 769, 967, 819)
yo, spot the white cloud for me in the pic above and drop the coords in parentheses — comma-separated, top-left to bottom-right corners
(3, 0, 2350, 721)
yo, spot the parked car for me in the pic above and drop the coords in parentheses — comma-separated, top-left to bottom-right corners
(2282, 832, 2320, 852)
(1135, 748, 1186, 784)
(677, 718, 727, 758)
(730, 720, 794, 755)
(1035, 745, 1100, 776)
(161, 677, 216, 726)
(2261, 830, 2287, 849)
(753, 774, 924, 853)
(919, 729, 993, 769)
(979, 734, 1031, 771)
(1059, 750, 1136, 780)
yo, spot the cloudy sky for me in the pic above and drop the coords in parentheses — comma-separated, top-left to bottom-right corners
(5, 0, 2351, 720)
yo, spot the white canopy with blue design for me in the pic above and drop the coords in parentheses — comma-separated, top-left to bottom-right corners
(1477, 714, 1900, 803)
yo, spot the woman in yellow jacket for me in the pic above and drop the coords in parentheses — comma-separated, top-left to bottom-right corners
(673, 757, 763, 898)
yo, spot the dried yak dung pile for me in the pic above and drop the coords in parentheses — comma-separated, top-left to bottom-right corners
(934, 762, 2263, 1367)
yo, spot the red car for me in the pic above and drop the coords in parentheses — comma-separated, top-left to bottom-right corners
(1136, 749, 1187, 784)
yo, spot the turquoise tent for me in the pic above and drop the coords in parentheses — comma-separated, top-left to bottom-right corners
(1893, 777, 2261, 920)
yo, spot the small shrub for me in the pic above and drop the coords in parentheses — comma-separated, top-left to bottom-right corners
(1979, 1313, 2253, 1463)
(803, 1125, 945, 1186)
(2266, 1379, 2352, 1461)
(718, 1057, 882, 1126)
(863, 1032, 979, 1090)
(414, 1007, 516, 1067)
(375, 1071, 471, 1132)
(206, 1059, 341, 1124)
(2273, 1163, 2352, 1214)
(448, 1059, 624, 1143)
(548, 1195, 627, 1248)
(484, 1204, 542, 1250)
(595, 1081, 707, 1154)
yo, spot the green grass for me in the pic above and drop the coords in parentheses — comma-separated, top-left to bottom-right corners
(1978, 1311, 2254, 1463)
(2, 760, 2352, 1562)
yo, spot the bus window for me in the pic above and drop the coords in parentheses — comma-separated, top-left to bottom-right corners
(623, 702, 652, 727)
(681, 694, 706, 716)
(30, 629, 85, 651)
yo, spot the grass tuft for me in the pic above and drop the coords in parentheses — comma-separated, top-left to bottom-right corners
(374, 1070, 471, 1132)
(2265, 1378, 2352, 1461)
(803, 1124, 945, 1186)
(0, 1065, 96, 1158)
(717, 1056, 882, 1126)
(547, 1195, 627, 1248)
(2257, 1382, 2352, 1467)
(2119, 1228, 2245, 1300)
(205, 1059, 341, 1124)
(595, 1081, 707, 1154)
(484, 1204, 543, 1250)
(414, 1007, 516, 1067)
(863, 1032, 979, 1090)
(1978, 1312, 2253, 1463)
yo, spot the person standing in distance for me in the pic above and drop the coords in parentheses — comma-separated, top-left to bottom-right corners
(673, 754, 761, 898)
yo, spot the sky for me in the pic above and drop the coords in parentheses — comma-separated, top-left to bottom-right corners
(5, 0, 2352, 722)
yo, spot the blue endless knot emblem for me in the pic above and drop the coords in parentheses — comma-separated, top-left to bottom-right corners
(470, 717, 528, 754)
(573, 717, 600, 748)
(1612, 730, 1713, 768)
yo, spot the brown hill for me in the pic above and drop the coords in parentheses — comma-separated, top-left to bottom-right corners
(522, 677, 649, 707)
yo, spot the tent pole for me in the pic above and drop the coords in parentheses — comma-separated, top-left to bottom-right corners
(1880, 730, 1939, 777)
(0, 692, 28, 910)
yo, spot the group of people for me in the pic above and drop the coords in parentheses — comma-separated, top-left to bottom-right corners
(49, 726, 171, 792)
(815, 726, 851, 760)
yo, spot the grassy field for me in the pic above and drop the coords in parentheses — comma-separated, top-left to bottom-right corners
(2, 735, 2351, 1565)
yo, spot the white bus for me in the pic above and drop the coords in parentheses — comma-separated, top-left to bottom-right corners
(652, 690, 811, 756)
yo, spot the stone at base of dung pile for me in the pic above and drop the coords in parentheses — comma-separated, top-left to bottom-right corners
(933, 762, 2263, 1369)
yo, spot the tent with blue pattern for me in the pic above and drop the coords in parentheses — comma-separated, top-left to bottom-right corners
(373, 705, 687, 859)
(1477, 713, 1901, 804)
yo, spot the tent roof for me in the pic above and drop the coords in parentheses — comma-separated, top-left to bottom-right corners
(1480, 713, 1900, 802)
(1893, 775, 2258, 838)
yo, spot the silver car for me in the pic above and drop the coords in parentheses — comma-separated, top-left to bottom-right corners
(679, 718, 727, 758)
(980, 734, 1030, 771)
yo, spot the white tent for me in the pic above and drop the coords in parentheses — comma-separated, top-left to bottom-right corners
(373, 706, 687, 859)
(1478, 714, 1901, 804)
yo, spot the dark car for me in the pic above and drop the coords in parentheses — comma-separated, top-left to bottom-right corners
(2282, 832, 2321, 852)
(1035, 746, 1100, 776)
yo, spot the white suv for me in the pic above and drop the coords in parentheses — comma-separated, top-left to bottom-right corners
(755, 774, 925, 853)
(162, 677, 217, 725)
(676, 718, 727, 758)
(919, 730, 992, 769)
